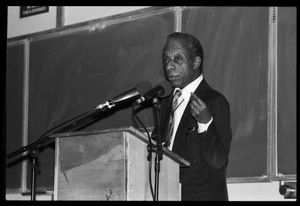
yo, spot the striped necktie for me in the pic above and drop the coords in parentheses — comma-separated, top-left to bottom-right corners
(165, 89, 182, 149)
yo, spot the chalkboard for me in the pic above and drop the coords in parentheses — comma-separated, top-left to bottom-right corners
(6, 42, 25, 189)
(181, 7, 270, 180)
(277, 7, 296, 176)
(6, 7, 296, 192)
(27, 9, 175, 190)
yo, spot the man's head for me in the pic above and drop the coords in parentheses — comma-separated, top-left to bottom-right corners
(162, 32, 204, 89)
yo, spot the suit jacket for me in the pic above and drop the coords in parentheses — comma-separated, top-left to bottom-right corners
(154, 78, 232, 201)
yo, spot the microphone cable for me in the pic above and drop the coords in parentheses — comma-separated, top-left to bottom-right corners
(131, 103, 155, 201)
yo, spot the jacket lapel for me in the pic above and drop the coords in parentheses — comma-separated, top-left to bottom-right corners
(159, 90, 174, 142)
(172, 78, 208, 149)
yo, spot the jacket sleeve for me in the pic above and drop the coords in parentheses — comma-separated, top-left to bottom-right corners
(198, 96, 232, 170)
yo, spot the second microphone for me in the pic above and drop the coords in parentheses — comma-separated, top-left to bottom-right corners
(134, 81, 172, 105)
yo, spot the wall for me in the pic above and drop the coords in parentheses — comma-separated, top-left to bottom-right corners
(6, 6, 295, 201)
(7, 6, 149, 38)
(7, 6, 57, 38)
(64, 6, 149, 26)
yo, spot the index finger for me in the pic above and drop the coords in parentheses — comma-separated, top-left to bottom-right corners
(190, 92, 206, 106)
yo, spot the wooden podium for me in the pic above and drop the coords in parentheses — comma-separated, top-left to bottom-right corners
(52, 127, 189, 200)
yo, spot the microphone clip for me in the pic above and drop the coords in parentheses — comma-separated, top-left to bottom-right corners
(152, 98, 161, 105)
(94, 100, 115, 110)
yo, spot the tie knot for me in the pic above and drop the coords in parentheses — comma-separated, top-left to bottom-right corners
(173, 89, 182, 100)
(172, 89, 182, 111)
(174, 89, 181, 96)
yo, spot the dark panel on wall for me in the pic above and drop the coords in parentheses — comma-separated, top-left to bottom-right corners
(277, 7, 296, 176)
(6, 43, 25, 189)
(182, 7, 270, 178)
(27, 10, 175, 189)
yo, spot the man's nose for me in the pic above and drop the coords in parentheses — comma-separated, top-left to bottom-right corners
(166, 60, 175, 71)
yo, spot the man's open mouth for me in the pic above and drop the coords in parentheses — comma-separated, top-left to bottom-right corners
(168, 74, 179, 80)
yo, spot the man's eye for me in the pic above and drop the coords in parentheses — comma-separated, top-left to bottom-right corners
(175, 56, 182, 62)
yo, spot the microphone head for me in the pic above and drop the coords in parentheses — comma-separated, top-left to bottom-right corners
(112, 81, 152, 105)
(135, 81, 153, 96)
(157, 80, 172, 98)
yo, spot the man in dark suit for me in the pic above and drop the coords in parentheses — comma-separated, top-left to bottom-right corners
(154, 32, 232, 201)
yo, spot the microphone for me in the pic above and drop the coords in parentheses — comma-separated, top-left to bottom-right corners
(95, 81, 153, 109)
(134, 80, 172, 105)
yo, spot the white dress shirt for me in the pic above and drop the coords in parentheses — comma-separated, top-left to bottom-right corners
(168, 74, 213, 150)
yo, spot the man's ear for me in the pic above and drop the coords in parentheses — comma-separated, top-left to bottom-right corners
(193, 56, 201, 69)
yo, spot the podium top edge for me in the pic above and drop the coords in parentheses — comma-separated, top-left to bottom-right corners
(49, 126, 190, 167)
(49, 126, 145, 138)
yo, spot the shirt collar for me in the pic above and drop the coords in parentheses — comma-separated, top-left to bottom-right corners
(174, 74, 203, 100)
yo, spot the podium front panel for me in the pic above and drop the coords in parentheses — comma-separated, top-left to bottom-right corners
(54, 130, 181, 200)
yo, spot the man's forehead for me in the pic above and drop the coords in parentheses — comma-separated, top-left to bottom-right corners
(163, 40, 186, 54)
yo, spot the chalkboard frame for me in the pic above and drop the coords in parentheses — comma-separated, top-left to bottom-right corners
(6, 39, 30, 192)
(6, 6, 296, 193)
(269, 7, 296, 182)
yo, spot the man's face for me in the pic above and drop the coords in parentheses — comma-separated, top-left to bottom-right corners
(163, 40, 198, 89)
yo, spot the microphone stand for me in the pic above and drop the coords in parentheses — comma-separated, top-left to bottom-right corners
(6, 105, 110, 201)
(152, 98, 163, 201)
(28, 145, 40, 201)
